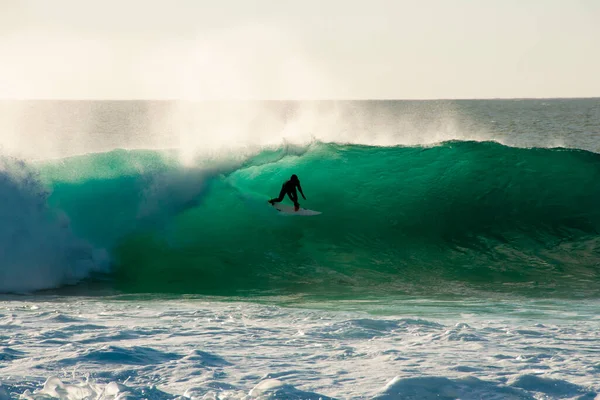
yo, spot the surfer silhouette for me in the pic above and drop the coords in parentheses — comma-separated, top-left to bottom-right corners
(268, 174, 306, 211)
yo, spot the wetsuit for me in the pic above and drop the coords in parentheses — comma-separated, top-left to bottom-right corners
(269, 179, 305, 208)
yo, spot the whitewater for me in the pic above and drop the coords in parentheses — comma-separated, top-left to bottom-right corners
(1, 99, 600, 399)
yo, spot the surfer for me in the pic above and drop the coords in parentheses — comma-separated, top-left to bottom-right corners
(268, 174, 306, 211)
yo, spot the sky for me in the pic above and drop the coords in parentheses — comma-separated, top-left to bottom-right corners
(1, 0, 599, 99)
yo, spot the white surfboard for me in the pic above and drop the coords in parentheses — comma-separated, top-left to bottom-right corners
(271, 203, 321, 216)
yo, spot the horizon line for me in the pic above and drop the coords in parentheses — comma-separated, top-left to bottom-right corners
(1, 96, 599, 102)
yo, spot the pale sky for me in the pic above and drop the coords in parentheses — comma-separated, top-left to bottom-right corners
(1, 0, 599, 99)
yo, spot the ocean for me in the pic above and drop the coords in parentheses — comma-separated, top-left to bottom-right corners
(1, 99, 599, 399)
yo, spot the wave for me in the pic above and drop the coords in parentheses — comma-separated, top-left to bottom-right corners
(2, 140, 600, 297)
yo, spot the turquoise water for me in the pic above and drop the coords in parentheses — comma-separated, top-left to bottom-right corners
(34, 140, 600, 298)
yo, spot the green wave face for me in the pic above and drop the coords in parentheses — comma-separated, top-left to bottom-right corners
(40, 141, 600, 298)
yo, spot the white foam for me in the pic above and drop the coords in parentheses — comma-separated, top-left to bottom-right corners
(13, 376, 137, 400)
(1, 297, 599, 399)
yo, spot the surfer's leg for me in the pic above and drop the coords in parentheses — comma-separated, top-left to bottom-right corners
(288, 192, 300, 211)
(269, 185, 287, 204)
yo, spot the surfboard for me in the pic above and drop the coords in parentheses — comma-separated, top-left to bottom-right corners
(270, 202, 321, 216)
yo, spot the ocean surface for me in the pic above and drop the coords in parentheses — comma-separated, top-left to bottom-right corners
(1, 99, 599, 399)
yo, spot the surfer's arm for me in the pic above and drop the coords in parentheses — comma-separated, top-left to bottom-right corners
(298, 183, 306, 200)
